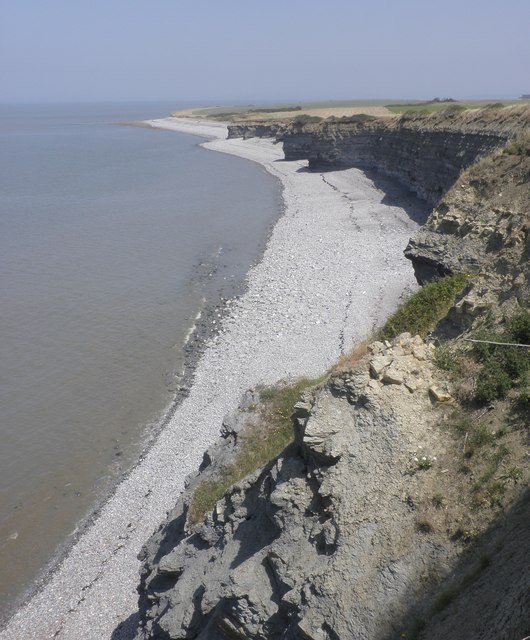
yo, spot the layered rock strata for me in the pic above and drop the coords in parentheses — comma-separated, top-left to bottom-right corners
(405, 148, 530, 320)
(228, 106, 530, 206)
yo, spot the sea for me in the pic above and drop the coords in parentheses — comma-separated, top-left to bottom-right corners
(0, 102, 282, 618)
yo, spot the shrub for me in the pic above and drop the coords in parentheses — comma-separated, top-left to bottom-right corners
(442, 104, 467, 114)
(434, 344, 460, 372)
(503, 132, 530, 156)
(378, 273, 469, 341)
(506, 308, 530, 343)
(292, 114, 323, 125)
(469, 423, 496, 448)
(471, 309, 530, 404)
(474, 360, 513, 404)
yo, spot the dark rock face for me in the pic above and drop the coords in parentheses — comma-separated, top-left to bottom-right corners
(227, 122, 286, 140)
(280, 108, 530, 206)
(282, 128, 504, 205)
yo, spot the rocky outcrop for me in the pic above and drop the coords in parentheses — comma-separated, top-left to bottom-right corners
(405, 147, 530, 322)
(227, 122, 286, 140)
(229, 106, 530, 206)
(135, 334, 530, 639)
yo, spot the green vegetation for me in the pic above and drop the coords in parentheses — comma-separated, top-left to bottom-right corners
(503, 131, 530, 156)
(431, 493, 445, 509)
(378, 273, 469, 341)
(326, 114, 377, 124)
(248, 105, 302, 114)
(386, 98, 527, 115)
(188, 375, 326, 524)
(292, 114, 324, 125)
(471, 308, 530, 405)
(446, 393, 524, 510)
(434, 344, 461, 372)
(467, 154, 497, 176)
(416, 457, 434, 471)
(443, 104, 467, 113)
(386, 100, 468, 114)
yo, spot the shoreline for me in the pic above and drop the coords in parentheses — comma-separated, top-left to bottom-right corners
(1, 118, 424, 639)
(0, 122, 284, 625)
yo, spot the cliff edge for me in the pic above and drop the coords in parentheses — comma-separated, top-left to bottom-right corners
(132, 108, 530, 640)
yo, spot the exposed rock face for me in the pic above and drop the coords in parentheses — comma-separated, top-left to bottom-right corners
(405, 150, 530, 320)
(228, 107, 530, 206)
(135, 336, 486, 640)
(227, 122, 286, 140)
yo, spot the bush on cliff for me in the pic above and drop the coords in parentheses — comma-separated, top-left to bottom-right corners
(472, 308, 530, 404)
(378, 273, 469, 341)
(503, 132, 530, 156)
(292, 114, 323, 126)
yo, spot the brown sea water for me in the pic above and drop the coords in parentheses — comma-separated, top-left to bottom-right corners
(0, 103, 282, 616)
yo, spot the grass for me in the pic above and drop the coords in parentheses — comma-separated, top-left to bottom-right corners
(333, 339, 370, 372)
(503, 131, 530, 156)
(386, 99, 527, 115)
(188, 375, 326, 524)
(377, 273, 469, 341)
(431, 307, 530, 406)
(416, 456, 434, 471)
(438, 401, 526, 512)
(455, 420, 519, 509)
(467, 154, 497, 176)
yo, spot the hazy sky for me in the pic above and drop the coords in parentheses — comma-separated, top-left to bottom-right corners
(1, 0, 529, 103)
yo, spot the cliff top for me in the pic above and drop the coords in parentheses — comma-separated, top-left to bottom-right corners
(171, 99, 530, 127)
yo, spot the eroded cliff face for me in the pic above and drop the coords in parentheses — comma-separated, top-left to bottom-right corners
(228, 106, 530, 206)
(135, 335, 529, 639)
(405, 148, 530, 325)
(135, 336, 455, 639)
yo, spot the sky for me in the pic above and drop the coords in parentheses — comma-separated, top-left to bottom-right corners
(1, 0, 529, 104)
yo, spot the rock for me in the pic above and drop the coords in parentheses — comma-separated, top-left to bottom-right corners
(382, 365, 404, 385)
(368, 340, 387, 355)
(369, 355, 392, 378)
(134, 110, 530, 640)
(429, 385, 452, 402)
(277, 108, 525, 206)
(413, 346, 429, 361)
(294, 401, 312, 416)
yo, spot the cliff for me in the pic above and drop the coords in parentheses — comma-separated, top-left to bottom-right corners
(405, 143, 530, 301)
(133, 108, 530, 639)
(135, 334, 529, 639)
(228, 106, 530, 206)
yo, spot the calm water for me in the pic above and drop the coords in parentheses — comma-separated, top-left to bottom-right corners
(0, 103, 282, 615)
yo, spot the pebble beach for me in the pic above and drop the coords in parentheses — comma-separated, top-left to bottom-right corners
(1, 118, 423, 639)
